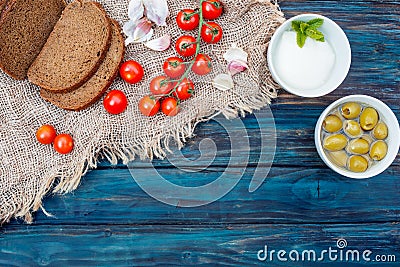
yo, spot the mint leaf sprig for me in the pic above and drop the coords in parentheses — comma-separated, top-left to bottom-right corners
(291, 18, 325, 48)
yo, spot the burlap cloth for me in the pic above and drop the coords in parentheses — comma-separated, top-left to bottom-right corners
(0, 0, 284, 224)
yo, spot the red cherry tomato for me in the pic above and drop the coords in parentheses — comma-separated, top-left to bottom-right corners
(202, 0, 223, 20)
(175, 35, 198, 57)
(119, 60, 144, 84)
(138, 95, 160, 117)
(150, 76, 174, 96)
(103, 90, 128, 115)
(176, 9, 200, 31)
(161, 97, 180, 116)
(173, 78, 194, 101)
(163, 57, 186, 79)
(191, 54, 212, 75)
(201, 22, 223, 44)
(36, 124, 57, 145)
(54, 134, 74, 154)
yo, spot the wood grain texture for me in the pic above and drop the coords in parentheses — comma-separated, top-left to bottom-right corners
(5, 166, 397, 225)
(1, 224, 399, 266)
(2, 1, 400, 266)
(95, 108, 400, 169)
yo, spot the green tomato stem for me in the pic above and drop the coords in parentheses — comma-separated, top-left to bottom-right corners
(167, 0, 205, 98)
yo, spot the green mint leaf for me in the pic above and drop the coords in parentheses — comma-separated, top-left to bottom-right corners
(300, 22, 309, 33)
(307, 18, 324, 29)
(291, 21, 301, 32)
(305, 28, 325, 41)
(296, 32, 307, 48)
(292, 18, 325, 48)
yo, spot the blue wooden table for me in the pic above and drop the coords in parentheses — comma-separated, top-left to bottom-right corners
(1, 1, 399, 266)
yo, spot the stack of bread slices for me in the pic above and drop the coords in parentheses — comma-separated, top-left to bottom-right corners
(0, 0, 125, 111)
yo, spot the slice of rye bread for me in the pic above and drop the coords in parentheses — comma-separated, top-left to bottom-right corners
(0, 0, 7, 15)
(0, 0, 66, 80)
(28, 0, 111, 92)
(40, 19, 125, 111)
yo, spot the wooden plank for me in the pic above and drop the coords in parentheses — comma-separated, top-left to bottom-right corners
(7, 166, 397, 225)
(1, 223, 399, 266)
(95, 106, 400, 168)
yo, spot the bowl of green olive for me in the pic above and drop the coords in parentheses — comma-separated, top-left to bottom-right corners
(315, 95, 400, 179)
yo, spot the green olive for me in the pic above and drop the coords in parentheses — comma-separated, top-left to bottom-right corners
(361, 134, 373, 144)
(347, 138, 370, 155)
(328, 151, 348, 167)
(341, 102, 362, 119)
(369, 141, 388, 161)
(323, 134, 348, 151)
(360, 107, 379, 131)
(323, 115, 343, 133)
(347, 155, 369, 173)
(373, 122, 388, 140)
(344, 120, 362, 137)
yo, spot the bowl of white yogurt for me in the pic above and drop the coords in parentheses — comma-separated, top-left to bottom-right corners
(267, 14, 351, 97)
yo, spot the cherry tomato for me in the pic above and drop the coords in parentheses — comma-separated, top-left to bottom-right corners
(202, 0, 223, 20)
(103, 90, 128, 115)
(119, 60, 144, 84)
(175, 35, 198, 57)
(161, 97, 180, 116)
(191, 54, 212, 75)
(176, 9, 200, 31)
(150, 76, 174, 96)
(138, 95, 160, 117)
(201, 22, 223, 44)
(54, 134, 74, 154)
(163, 57, 186, 79)
(173, 78, 194, 101)
(36, 124, 57, 145)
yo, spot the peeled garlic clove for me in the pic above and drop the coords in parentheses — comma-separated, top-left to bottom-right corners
(223, 43, 248, 63)
(145, 34, 171, 51)
(212, 74, 234, 91)
(227, 59, 248, 76)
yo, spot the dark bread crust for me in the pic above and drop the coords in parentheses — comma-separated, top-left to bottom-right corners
(40, 19, 125, 111)
(28, 0, 112, 92)
(0, 0, 66, 80)
(0, 0, 7, 16)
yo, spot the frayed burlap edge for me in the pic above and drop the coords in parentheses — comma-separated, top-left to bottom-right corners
(1, 0, 285, 225)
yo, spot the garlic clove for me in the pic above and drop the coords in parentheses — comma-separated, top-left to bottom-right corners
(133, 18, 153, 42)
(123, 19, 138, 39)
(123, 18, 154, 46)
(212, 74, 234, 91)
(228, 59, 249, 76)
(223, 43, 248, 63)
(143, 0, 169, 26)
(128, 0, 145, 23)
(145, 34, 171, 51)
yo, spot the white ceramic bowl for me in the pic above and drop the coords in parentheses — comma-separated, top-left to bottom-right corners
(267, 14, 351, 97)
(315, 95, 400, 179)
